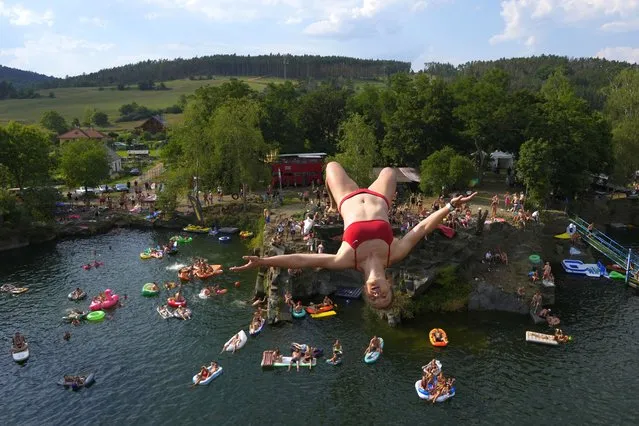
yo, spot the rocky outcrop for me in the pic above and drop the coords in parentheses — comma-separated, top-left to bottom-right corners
(468, 280, 529, 314)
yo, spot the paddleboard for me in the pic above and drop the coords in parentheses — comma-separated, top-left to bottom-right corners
(364, 338, 384, 364)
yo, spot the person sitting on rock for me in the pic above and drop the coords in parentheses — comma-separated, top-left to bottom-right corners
(530, 270, 539, 283)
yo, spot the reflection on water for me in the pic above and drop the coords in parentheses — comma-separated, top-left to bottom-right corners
(1, 229, 639, 425)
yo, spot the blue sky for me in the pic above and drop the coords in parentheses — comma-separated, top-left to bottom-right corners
(1, 0, 638, 77)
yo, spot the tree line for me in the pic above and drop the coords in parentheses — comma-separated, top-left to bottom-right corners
(161, 66, 638, 211)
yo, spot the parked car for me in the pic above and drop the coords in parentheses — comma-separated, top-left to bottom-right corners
(98, 185, 113, 193)
(129, 168, 141, 176)
(114, 183, 129, 192)
(75, 187, 97, 196)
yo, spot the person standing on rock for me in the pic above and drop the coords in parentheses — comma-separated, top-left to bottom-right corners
(230, 162, 476, 310)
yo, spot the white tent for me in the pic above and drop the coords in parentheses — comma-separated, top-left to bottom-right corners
(489, 150, 514, 170)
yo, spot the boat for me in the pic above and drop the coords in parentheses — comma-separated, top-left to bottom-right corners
(167, 296, 187, 308)
(67, 290, 87, 301)
(222, 330, 248, 352)
(267, 356, 317, 368)
(239, 231, 254, 239)
(554, 232, 571, 239)
(86, 310, 105, 322)
(609, 271, 626, 280)
(1, 284, 29, 295)
(218, 236, 231, 243)
(311, 310, 336, 319)
(170, 235, 193, 244)
(291, 307, 306, 319)
(11, 332, 29, 362)
(249, 318, 265, 336)
(305, 304, 335, 314)
(364, 337, 384, 364)
(192, 365, 223, 385)
(183, 225, 211, 234)
(157, 305, 173, 319)
(58, 373, 95, 390)
(89, 289, 119, 311)
(141, 283, 160, 297)
(429, 329, 448, 347)
(525, 331, 558, 346)
(414, 380, 456, 402)
(173, 307, 192, 320)
(421, 360, 443, 375)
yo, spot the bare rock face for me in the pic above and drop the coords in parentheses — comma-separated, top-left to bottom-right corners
(468, 280, 529, 314)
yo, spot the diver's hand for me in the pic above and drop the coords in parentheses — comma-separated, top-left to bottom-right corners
(450, 192, 478, 208)
(229, 256, 262, 272)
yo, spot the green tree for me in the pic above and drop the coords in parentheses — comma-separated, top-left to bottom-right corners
(40, 110, 69, 134)
(59, 139, 110, 192)
(82, 108, 96, 126)
(259, 81, 301, 153)
(0, 122, 52, 189)
(420, 147, 455, 194)
(332, 114, 377, 186)
(71, 117, 80, 128)
(448, 155, 475, 189)
(516, 138, 553, 206)
(92, 111, 109, 127)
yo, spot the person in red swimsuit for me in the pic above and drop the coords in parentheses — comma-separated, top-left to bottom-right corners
(230, 162, 476, 309)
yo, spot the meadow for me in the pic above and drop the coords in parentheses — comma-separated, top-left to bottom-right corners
(0, 76, 287, 130)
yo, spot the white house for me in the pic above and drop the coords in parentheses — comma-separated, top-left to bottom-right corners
(489, 150, 514, 170)
(106, 147, 123, 175)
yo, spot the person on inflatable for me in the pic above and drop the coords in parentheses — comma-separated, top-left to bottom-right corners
(554, 328, 569, 343)
(302, 346, 314, 370)
(226, 333, 242, 353)
(322, 295, 334, 307)
(433, 330, 445, 343)
(209, 361, 219, 373)
(230, 162, 477, 311)
(365, 336, 382, 355)
(288, 348, 302, 372)
(293, 300, 304, 313)
(198, 365, 209, 379)
(272, 347, 283, 363)
(543, 262, 553, 281)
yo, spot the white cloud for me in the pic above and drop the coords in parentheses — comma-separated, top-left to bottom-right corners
(142, 0, 433, 37)
(0, 33, 115, 77)
(144, 12, 160, 20)
(491, 0, 639, 46)
(0, 1, 54, 26)
(600, 19, 639, 32)
(596, 46, 639, 64)
(79, 16, 108, 28)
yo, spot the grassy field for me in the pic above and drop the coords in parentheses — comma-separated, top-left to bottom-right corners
(0, 76, 386, 130)
(0, 76, 286, 128)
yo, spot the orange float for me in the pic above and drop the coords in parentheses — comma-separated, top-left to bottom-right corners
(429, 328, 448, 347)
(234, 281, 241, 288)
(306, 305, 335, 315)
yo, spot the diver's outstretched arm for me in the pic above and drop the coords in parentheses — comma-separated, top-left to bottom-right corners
(229, 253, 350, 272)
(391, 192, 477, 263)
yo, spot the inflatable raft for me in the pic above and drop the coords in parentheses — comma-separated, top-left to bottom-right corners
(291, 307, 306, 318)
(67, 290, 87, 301)
(421, 360, 443, 375)
(167, 296, 187, 308)
(364, 338, 384, 364)
(305, 305, 334, 314)
(525, 331, 558, 346)
(89, 290, 119, 311)
(170, 235, 192, 244)
(157, 305, 173, 319)
(183, 225, 211, 234)
(414, 380, 456, 402)
(192, 366, 223, 385)
(249, 318, 265, 336)
(222, 330, 248, 352)
(11, 333, 29, 363)
(86, 310, 105, 322)
(311, 310, 336, 319)
(271, 356, 317, 368)
(58, 373, 95, 390)
(429, 329, 448, 347)
(141, 283, 160, 297)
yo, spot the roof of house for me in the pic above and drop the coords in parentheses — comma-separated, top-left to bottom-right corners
(58, 128, 107, 140)
(136, 115, 167, 128)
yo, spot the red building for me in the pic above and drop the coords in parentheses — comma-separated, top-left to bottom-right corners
(271, 153, 327, 188)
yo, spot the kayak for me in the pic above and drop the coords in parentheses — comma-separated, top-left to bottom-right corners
(192, 366, 223, 385)
(249, 318, 265, 336)
(311, 310, 336, 319)
(271, 356, 317, 368)
(305, 305, 334, 314)
(141, 283, 160, 297)
(429, 329, 448, 347)
(86, 310, 105, 322)
(364, 337, 384, 364)
(67, 291, 87, 301)
(58, 373, 95, 390)
(609, 271, 626, 280)
(291, 307, 306, 319)
(157, 305, 173, 319)
(415, 380, 456, 402)
(554, 232, 571, 239)
(183, 225, 211, 234)
(222, 330, 248, 352)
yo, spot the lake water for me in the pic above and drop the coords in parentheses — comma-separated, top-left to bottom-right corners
(1, 229, 638, 425)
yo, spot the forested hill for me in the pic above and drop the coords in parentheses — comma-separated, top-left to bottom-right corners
(0, 65, 57, 86)
(422, 55, 637, 109)
(44, 54, 411, 88)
